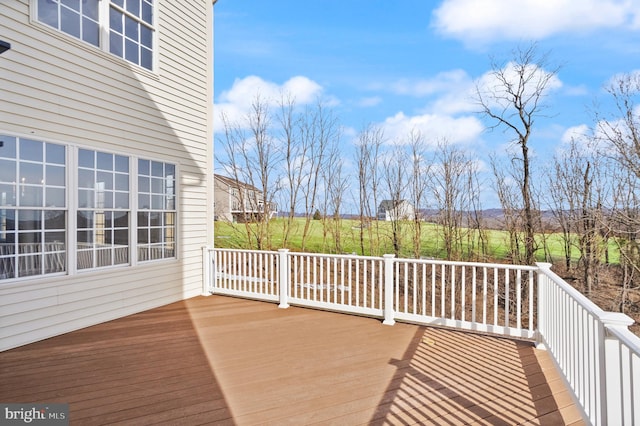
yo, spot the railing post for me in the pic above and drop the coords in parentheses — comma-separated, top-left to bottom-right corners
(382, 254, 395, 325)
(599, 312, 635, 426)
(535, 262, 552, 350)
(278, 248, 290, 309)
(202, 246, 212, 296)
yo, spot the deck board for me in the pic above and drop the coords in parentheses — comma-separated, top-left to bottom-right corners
(0, 295, 584, 425)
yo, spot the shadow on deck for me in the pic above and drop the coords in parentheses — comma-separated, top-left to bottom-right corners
(0, 295, 584, 425)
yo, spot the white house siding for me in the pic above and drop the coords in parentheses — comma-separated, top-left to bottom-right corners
(0, 1, 214, 350)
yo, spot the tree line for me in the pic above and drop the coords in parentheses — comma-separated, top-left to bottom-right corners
(216, 44, 640, 314)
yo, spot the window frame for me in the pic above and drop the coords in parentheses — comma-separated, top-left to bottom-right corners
(30, 0, 157, 72)
(136, 158, 177, 262)
(0, 133, 178, 283)
(0, 136, 68, 280)
(76, 148, 132, 270)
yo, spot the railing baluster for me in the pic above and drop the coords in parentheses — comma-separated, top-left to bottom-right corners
(516, 269, 521, 329)
(355, 259, 360, 307)
(471, 266, 477, 323)
(505, 268, 510, 328)
(378, 259, 383, 310)
(372, 260, 376, 310)
(461, 266, 466, 322)
(346, 258, 351, 306)
(313, 256, 318, 301)
(493, 268, 498, 326)
(450, 264, 455, 320)
(431, 263, 436, 317)
(483, 267, 487, 324)
(421, 263, 426, 317)
(441, 264, 446, 318)
(528, 271, 534, 331)
(371, 259, 376, 309)
(404, 262, 408, 314)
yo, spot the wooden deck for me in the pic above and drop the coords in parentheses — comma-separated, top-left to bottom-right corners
(1, 295, 585, 425)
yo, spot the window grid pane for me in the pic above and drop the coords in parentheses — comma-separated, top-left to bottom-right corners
(137, 159, 176, 261)
(0, 138, 67, 280)
(36, 0, 154, 70)
(77, 210, 130, 269)
(77, 149, 130, 270)
(108, 1, 154, 70)
(37, 0, 100, 47)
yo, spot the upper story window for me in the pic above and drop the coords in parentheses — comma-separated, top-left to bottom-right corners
(109, 0, 154, 70)
(35, 0, 155, 71)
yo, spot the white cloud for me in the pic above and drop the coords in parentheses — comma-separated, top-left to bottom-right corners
(390, 69, 471, 97)
(215, 75, 324, 130)
(357, 96, 383, 107)
(380, 111, 484, 146)
(418, 62, 562, 116)
(389, 70, 478, 115)
(561, 124, 590, 144)
(432, 0, 640, 45)
(475, 62, 563, 110)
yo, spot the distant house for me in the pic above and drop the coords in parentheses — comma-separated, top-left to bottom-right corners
(214, 175, 276, 222)
(377, 200, 415, 221)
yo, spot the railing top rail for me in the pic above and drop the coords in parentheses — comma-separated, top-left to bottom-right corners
(211, 248, 280, 255)
(606, 325, 640, 354)
(286, 251, 385, 261)
(395, 257, 538, 270)
(211, 247, 540, 270)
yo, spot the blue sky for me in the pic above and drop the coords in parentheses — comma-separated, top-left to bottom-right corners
(213, 1, 640, 208)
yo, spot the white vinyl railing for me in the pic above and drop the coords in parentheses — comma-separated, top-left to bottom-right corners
(203, 248, 640, 425)
(208, 248, 280, 303)
(536, 263, 639, 426)
(392, 257, 537, 339)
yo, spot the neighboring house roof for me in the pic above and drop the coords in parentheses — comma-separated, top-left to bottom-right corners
(379, 199, 409, 209)
(214, 174, 261, 193)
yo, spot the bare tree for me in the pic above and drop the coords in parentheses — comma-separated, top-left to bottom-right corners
(408, 130, 430, 258)
(216, 95, 279, 250)
(429, 141, 472, 260)
(608, 168, 640, 312)
(299, 102, 340, 250)
(490, 154, 525, 263)
(548, 141, 580, 271)
(277, 94, 305, 248)
(322, 141, 348, 253)
(576, 160, 605, 295)
(594, 73, 640, 309)
(476, 43, 560, 264)
(382, 146, 409, 256)
(463, 159, 486, 261)
(355, 125, 384, 256)
(597, 73, 640, 179)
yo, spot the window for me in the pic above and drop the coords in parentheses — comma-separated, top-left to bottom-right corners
(77, 149, 130, 269)
(0, 136, 66, 279)
(0, 134, 177, 281)
(137, 160, 176, 261)
(35, 0, 155, 71)
(109, 0, 154, 70)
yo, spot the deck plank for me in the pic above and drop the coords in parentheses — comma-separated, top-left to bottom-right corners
(1, 295, 584, 425)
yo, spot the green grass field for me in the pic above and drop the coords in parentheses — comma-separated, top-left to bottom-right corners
(214, 218, 620, 265)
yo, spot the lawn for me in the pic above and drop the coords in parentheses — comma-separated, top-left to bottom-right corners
(213, 218, 620, 265)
